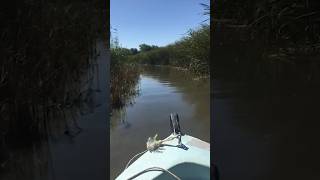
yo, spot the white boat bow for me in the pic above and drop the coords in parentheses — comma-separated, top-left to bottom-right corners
(116, 133, 210, 180)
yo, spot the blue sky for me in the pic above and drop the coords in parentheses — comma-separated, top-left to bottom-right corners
(111, 0, 209, 49)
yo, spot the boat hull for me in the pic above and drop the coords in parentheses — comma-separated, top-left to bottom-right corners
(116, 134, 210, 180)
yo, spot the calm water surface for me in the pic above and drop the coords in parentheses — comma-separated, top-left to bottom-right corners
(0, 41, 108, 180)
(110, 66, 210, 179)
(213, 79, 320, 180)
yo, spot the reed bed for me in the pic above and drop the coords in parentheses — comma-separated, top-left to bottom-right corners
(0, 0, 106, 156)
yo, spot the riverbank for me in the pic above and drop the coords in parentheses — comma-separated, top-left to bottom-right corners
(0, 0, 105, 151)
(126, 29, 210, 75)
(140, 64, 210, 79)
(110, 63, 140, 110)
(0, 41, 108, 180)
(48, 41, 108, 180)
(110, 63, 210, 112)
(110, 24, 209, 77)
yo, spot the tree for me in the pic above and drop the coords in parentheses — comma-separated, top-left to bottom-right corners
(139, 44, 159, 52)
(139, 44, 153, 52)
(130, 48, 138, 55)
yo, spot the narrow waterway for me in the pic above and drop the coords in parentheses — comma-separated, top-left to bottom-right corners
(110, 66, 210, 179)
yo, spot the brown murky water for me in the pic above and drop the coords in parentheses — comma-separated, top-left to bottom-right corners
(110, 66, 210, 179)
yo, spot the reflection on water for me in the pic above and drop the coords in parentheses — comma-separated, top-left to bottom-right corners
(110, 66, 210, 179)
(213, 79, 320, 180)
(0, 142, 50, 180)
(0, 41, 107, 180)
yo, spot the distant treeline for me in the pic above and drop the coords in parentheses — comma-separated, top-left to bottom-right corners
(212, 0, 320, 82)
(112, 24, 210, 76)
(0, 0, 106, 143)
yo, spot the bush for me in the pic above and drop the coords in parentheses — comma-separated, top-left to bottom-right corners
(124, 24, 210, 75)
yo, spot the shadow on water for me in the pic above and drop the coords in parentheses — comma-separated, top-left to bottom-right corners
(0, 41, 107, 180)
(1, 0, 107, 179)
(213, 38, 320, 179)
(214, 79, 320, 180)
(110, 65, 210, 179)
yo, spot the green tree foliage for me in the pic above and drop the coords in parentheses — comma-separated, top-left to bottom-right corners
(126, 24, 210, 75)
(139, 44, 159, 52)
(130, 48, 139, 55)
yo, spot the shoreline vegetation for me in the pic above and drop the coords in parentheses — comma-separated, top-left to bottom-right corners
(0, 0, 106, 166)
(127, 24, 210, 76)
(110, 24, 210, 110)
(213, 0, 320, 84)
(110, 2, 210, 111)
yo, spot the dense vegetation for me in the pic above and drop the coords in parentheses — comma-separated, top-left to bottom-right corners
(212, 0, 320, 82)
(127, 24, 210, 75)
(110, 23, 210, 109)
(0, 0, 106, 148)
(110, 37, 140, 110)
(109, 24, 210, 76)
(110, 2, 210, 109)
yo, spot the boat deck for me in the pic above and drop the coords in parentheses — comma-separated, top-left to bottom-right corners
(116, 134, 210, 180)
